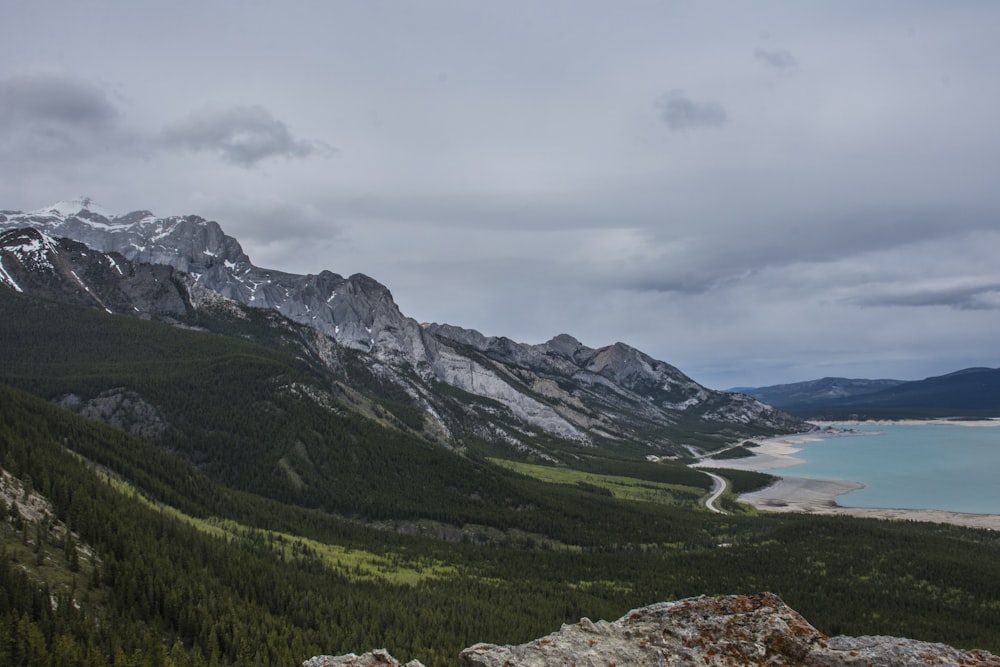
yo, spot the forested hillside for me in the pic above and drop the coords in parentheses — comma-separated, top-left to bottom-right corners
(739, 370, 1000, 418)
(0, 288, 717, 542)
(5, 290, 1000, 666)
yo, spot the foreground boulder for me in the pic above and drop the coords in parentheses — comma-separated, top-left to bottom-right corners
(304, 649, 424, 667)
(306, 593, 1000, 667)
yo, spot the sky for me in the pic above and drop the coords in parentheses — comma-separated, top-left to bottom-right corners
(2, 1, 999, 389)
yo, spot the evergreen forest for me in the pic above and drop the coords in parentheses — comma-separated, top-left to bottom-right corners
(3, 288, 1000, 667)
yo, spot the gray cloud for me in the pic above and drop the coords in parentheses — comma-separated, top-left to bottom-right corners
(852, 282, 1000, 311)
(655, 90, 727, 131)
(162, 106, 333, 166)
(754, 48, 797, 70)
(199, 197, 341, 242)
(0, 73, 123, 157)
(4, 1, 1000, 387)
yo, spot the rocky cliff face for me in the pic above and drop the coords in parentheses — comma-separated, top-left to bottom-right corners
(425, 327, 804, 449)
(305, 593, 1000, 667)
(1, 200, 425, 359)
(2, 199, 807, 456)
(0, 227, 193, 319)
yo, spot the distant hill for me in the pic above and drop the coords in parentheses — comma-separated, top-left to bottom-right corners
(731, 377, 905, 408)
(735, 368, 1000, 418)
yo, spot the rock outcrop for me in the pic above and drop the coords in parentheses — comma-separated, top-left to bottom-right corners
(0, 227, 193, 319)
(304, 650, 424, 667)
(307, 593, 1000, 667)
(57, 388, 167, 440)
(426, 326, 805, 447)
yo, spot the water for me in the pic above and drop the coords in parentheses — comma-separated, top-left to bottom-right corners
(765, 422, 1000, 514)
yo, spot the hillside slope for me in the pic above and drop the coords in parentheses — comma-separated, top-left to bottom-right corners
(2, 199, 805, 457)
(738, 369, 1000, 418)
(6, 380, 1000, 667)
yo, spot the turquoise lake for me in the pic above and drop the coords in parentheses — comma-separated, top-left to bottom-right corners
(764, 422, 1000, 514)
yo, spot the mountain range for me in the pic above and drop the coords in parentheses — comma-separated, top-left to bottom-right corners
(5, 198, 1000, 666)
(1, 198, 803, 460)
(736, 368, 1000, 418)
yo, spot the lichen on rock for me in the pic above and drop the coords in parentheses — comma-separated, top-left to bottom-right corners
(308, 593, 1000, 667)
(303, 649, 425, 667)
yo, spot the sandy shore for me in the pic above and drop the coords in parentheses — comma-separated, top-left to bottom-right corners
(698, 430, 1000, 531)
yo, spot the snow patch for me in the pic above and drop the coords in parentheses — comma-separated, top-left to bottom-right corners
(80, 219, 131, 231)
(7, 234, 57, 269)
(31, 197, 113, 219)
(105, 255, 124, 275)
(0, 261, 23, 292)
(151, 220, 180, 241)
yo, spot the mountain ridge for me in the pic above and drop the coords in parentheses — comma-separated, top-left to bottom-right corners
(7, 375, 1000, 666)
(2, 198, 805, 457)
(736, 369, 1000, 417)
(732, 377, 907, 409)
(5, 199, 1000, 667)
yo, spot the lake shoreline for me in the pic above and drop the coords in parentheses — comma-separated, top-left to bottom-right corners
(697, 426, 1000, 531)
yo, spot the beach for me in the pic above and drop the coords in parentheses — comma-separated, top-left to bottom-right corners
(697, 430, 1000, 531)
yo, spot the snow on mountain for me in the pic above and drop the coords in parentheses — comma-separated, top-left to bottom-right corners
(0, 227, 192, 317)
(426, 325, 805, 447)
(1, 199, 422, 356)
(30, 196, 113, 220)
(1, 201, 807, 454)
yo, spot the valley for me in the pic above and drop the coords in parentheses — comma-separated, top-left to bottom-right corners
(3, 202, 1000, 666)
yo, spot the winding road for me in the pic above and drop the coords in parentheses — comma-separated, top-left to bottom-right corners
(703, 471, 729, 514)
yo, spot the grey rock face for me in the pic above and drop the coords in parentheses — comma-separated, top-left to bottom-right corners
(3, 200, 807, 453)
(309, 594, 1000, 667)
(303, 649, 424, 667)
(0, 227, 193, 319)
(428, 326, 805, 449)
(1, 201, 421, 357)
(58, 388, 167, 440)
(459, 593, 1000, 666)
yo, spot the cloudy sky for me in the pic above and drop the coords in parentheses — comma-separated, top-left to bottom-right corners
(3, 1, 999, 388)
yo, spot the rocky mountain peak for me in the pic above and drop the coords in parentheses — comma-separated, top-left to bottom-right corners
(0, 227, 59, 272)
(0, 204, 413, 353)
(3, 199, 809, 455)
(541, 333, 591, 362)
(30, 196, 112, 220)
(0, 225, 192, 318)
(546, 333, 584, 350)
(306, 593, 1000, 667)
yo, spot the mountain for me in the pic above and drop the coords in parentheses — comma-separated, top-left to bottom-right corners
(1, 199, 415, 355)
(7, 374, 1000, 667)
(426, 326, 799, 450)
(0, 227, 194, 318)
(1, 198, 805, 457)
(733, 377, 906, 409)
(818, 367, 1000, 417)
(737, 369, 1000, 418)
(6, 200, 1000, 667)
